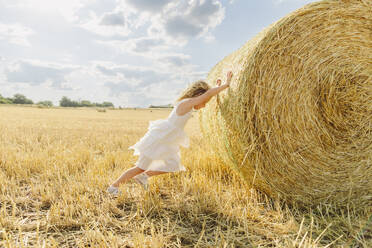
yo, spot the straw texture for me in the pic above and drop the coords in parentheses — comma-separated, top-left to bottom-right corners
(200, 0, 372, 208)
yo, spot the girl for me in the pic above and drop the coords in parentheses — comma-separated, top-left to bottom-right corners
(107, 71, 233, 196)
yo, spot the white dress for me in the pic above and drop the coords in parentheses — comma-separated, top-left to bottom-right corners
(128, 98, 193, 172)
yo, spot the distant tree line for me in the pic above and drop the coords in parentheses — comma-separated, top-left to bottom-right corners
(59, 96, 114, 108)
(0, 93, 34, 105)
(0, 93, 114, 108)
(149, 104, 173, 108)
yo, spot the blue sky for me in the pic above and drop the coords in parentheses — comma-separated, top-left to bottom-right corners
(0, 0, 317, 107)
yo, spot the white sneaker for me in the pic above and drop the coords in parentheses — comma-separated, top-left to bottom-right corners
(107, 186, 119, 196)
(133, 173, 149, 191)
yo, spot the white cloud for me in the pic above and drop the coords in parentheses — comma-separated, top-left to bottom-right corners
(95, 39, 197, 73)
(91, 60, 206, 106)
(100, 11, 126, 26)
(0, 57, 8, 86)
(125, 37, 166, 53)
(79, 10, 132, 37)
(274, 0, 313, 4)
(117, 0, 173, 28)
(0, 23, 34, 46)
(95, 1, 225, 68)
(150, 0, 225, 44)
(96, 63, 169, 91)
(96, 37, 168, 56)
(4, 59, 79, 90)
(0, 59, 114, 104)
(3, 0, 86, 22)
(114, 0, 225, 45)
(158, 54, 191, 67)
(52, 0, 226, 45)
(123, 0, 173, 13)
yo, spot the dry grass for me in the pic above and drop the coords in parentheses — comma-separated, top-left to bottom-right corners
(0, 105, 370, 247)
(200, 0, 372, 208)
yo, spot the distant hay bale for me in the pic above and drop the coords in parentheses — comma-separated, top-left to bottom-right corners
(200, 0, 372, 208)
(97, 108, 107, 113)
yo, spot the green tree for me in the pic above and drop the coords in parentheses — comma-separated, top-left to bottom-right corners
(60, 96, 73, 107)
(0, 94, 12, 104)
(37, 100, 53, 107)
(80, 100, 93, 107)
(59, 96, 115, 108)
(102, 102, 114, 107)
(12, 94, 33, 104)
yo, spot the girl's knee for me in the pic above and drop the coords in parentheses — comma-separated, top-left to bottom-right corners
(135, 166, 145, 172)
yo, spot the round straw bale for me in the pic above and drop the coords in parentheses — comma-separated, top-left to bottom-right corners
(199, 0, 372, 208)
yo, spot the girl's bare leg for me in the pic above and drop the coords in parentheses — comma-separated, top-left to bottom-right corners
(145, 170, 169, 177)
(111, 166, 145, 187)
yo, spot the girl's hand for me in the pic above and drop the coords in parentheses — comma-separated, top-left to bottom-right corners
(226, 71, 233, 86)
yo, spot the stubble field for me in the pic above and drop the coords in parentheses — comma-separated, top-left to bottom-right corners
(0, 106, 370, 247)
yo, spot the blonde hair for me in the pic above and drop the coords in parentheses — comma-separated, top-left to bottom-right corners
(175, 80, 210, 103)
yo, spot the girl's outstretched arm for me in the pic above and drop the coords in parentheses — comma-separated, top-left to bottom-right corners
(178, 71, 232, 113)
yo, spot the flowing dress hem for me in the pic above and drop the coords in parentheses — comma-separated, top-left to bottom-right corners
(128, 147, 187, 172)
